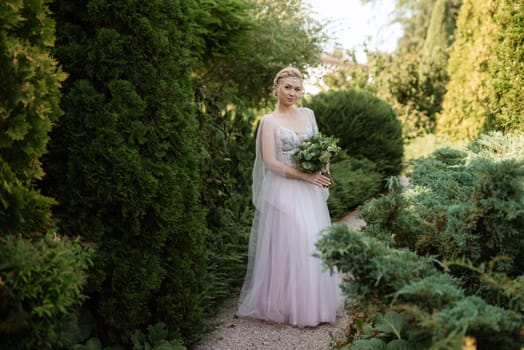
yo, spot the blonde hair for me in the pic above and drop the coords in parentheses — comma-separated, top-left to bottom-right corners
(272, 66, 304, 96)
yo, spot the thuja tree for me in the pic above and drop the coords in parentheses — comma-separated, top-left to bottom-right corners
(0, 1, 92, 349)
(486, 0, 524, 133)
(42, 0, 208, 345)
(436, 0, 523, 139)
(189, 0, 256, 304)
(0, 0, 65, 232)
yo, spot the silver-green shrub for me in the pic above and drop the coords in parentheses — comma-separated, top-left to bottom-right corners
(317, 132, 524, 349)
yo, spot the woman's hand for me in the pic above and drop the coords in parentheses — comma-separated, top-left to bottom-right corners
(305, 171, 331, 187)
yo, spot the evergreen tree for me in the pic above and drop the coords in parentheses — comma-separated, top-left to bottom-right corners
(436, 0, 497, 139)
(0, 0, 65, 233)
(1, 2, 92, 349)
(487, 0, 524, 133)
(321, 0, 461, 139)
(43, 0, 207, 344)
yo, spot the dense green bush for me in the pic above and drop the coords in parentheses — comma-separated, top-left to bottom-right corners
(306, 89, 404, 178)
(73, 323, 186, 350)
(0, 0, 65, 233)
(42, 0, 208, 345)
(317, 223, 523, 349)
(487, 0, 524, 133)
(316, 132, 524, 349)
(327, 158, 383, 220)
(437, 0, 523, 139)
(0, 233, 92, 350)
(0, 2, 93, 349)
(365, 132, 524, 280)
(195, 92, 255, 303)
(403, 133, 468, 166)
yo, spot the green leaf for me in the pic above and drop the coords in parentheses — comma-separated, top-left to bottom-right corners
(78, 338, 103, 350)
(374, 312, 407, 339)
(147, 323, 168, 346)
(386, 339, 413, 350)
(352, 338, 387, 350)
(152, 341, 174, 350)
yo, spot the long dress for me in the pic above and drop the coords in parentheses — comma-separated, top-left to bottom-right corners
(237, 110, 343, 327)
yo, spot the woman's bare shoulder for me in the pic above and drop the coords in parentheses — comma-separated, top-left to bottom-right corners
(261, 113, 277, 124)
(297, 107, 314, 117)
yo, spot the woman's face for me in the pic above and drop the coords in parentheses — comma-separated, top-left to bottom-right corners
(277, 78, 302, 106)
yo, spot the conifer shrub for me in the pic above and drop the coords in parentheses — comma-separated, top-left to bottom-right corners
(1, 2, 93, 349)
(316, 132, 524, 349)
(367, 132, 524, 281)
(42, 0, 208, 345)
(327, 158, 383, 220)
(317, 223, 523, 349)
(0, 0, 66, 233)
(437, 0, 523, 139)
(306, 89, 404, 178)
(487, 0, 524, 133)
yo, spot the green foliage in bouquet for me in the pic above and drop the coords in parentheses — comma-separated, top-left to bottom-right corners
(0, 233, 93, 350)
(293, 132, 341, 174)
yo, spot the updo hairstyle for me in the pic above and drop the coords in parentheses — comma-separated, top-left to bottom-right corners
(272, 66, 304, 96)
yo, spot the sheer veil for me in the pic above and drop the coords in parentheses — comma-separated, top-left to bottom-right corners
(239, 118, 265, 303)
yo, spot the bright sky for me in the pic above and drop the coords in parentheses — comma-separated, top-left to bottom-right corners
(306, 0, 403, 62)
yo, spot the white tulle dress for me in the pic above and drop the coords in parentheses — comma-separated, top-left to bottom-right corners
(237, 109, 343, 327)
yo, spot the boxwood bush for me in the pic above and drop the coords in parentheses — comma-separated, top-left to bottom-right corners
(306, 89, 404, 178)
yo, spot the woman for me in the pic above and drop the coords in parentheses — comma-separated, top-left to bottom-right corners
(237, 67, 342, 327)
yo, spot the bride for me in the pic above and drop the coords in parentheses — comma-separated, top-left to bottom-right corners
(237, 66, 343, 327)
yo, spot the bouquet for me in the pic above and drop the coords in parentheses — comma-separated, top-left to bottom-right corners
(293, 133, 341, 184)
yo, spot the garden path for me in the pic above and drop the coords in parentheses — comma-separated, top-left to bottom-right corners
(191, 211, 366, 350)
(191, 175, 410, 349)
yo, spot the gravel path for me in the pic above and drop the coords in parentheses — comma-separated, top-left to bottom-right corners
(191, 212, 366, 350)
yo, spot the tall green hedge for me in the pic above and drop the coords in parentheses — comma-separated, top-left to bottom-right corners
(306, 89, 404, 178)
(436, 0, 496, 139)
(487, 0, 524, 133)
(0, 0, 65, 233)
(437, 0, 523, 139)
(42, 0, 208, 345)
(1, 2, 92, 349)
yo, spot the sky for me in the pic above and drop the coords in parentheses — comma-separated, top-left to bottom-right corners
(305, 0, 403, 62)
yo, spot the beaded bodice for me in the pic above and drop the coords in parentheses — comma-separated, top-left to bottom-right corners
(276, 123, 314, 166)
